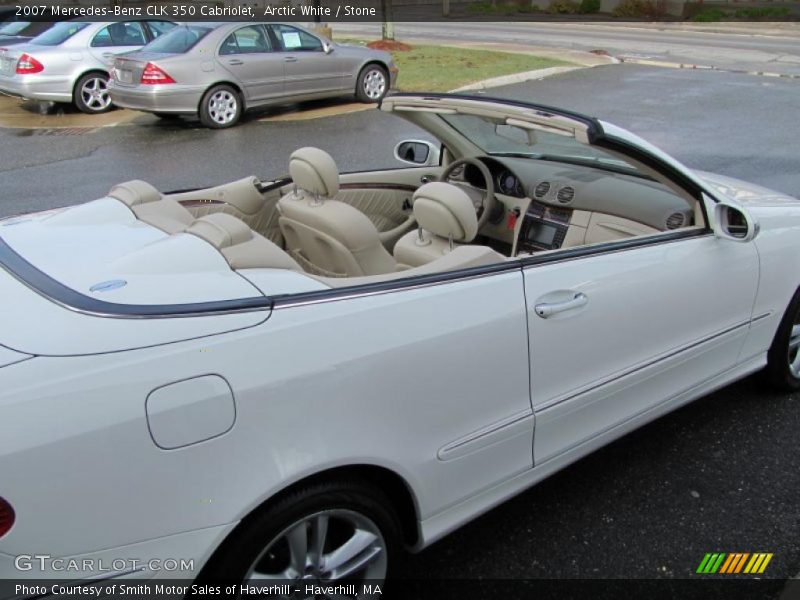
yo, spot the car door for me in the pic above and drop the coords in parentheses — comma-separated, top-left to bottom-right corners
(87, 21, 149, 67)
(217, 24, 283, 104)
(523, 222, 759, 464)
(268, 24, 343, 96)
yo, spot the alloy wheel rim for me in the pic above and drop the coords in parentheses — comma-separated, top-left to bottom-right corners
(363, 70, 386, 100)
(81, 77, 110, 111)
(244, 509, 387, 594)
(208, 91, 238, 125)
(788, 317, 800, 378)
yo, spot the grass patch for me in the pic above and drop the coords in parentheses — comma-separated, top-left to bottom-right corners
(342, 41, 571, 92)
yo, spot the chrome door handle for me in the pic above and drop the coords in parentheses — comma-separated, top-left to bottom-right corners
(534, 292, 588, 318)
(101, 53, 115, 59)
(227, 59, 244, 66)
(285, 56, 298, 63)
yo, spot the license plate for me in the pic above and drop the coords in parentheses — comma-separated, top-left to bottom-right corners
(0, 58, 13, 76)
(117, 69, 133, 84)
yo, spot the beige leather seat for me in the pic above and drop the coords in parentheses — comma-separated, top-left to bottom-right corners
(278, 147, 397, 277)
(186, 213, 302, 271)
(109, 180, 194, 234)
(393, 182, 480, 268)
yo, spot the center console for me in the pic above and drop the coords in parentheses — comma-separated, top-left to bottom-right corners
(516, 201, 571, 253)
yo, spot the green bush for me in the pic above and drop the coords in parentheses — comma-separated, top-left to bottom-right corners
(612, 0, 646, 16)
(467, 0, 538, 14)
(579, 0, 601, 12)
(612, 0, 667, 18)
(691, 7, 727, 21)
(734, 6, 791, 19)
(548, 0, 580, 14)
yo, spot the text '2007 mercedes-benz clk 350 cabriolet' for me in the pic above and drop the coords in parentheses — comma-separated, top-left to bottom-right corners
(1, 94, 799, 596)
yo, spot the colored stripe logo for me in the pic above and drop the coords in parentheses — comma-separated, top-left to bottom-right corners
(696, 553, 773, 574)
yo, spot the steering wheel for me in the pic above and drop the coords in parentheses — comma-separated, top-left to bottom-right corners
(439, 157, 497, 232)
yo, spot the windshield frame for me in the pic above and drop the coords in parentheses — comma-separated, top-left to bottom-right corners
(438, 111, 643, 177)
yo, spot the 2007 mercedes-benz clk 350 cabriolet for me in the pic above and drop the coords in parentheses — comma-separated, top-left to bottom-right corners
(1, 94, 799, 593)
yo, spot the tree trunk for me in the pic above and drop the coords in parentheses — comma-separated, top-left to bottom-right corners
(381, 0, 395, 40)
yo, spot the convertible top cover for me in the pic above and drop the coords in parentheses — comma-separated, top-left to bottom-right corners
(0, 198, 264, 307)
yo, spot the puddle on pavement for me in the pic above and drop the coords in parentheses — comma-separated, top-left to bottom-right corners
(0, 93, 369, 131)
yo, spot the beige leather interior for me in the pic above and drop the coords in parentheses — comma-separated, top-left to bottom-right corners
(278, 147, 398, 277)
(311, 245, 505, 288)
(288, 147, 340, 198)
(394, 182, 482, 268)
(168, 178, 284, 246)
(109, 180, 194, 234)
(186, 213, 301, 271)
(332, 187, 415, 249)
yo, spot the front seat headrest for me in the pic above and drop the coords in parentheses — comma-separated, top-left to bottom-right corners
(412, 182, 478, 243)
(289, 147, 339, 198)
(108, 180, 163, 206)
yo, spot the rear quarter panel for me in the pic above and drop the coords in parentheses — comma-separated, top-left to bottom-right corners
(0, 270, 532, 564)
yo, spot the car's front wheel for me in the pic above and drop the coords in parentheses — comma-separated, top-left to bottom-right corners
(74, 72, 112, 114)
(199, 84, 242, 129)
(355, 65, 388, 103)
(201, 480, 401, 591)
(764, 286, 800, 391)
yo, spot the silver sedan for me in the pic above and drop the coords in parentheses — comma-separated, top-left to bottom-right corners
(108, 22, 399, 128)
(0, 20, 176, 113)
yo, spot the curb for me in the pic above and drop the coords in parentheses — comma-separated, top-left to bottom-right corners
(449, 65, 585, 92)
(618, 57, 800, 80)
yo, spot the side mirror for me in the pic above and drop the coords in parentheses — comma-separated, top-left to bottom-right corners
(322, 41, 334, 55)
(712, 201, 759, 242)
(394, 140, 440, 167)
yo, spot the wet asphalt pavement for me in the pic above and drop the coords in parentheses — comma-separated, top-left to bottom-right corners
(1, 64, 799, 595)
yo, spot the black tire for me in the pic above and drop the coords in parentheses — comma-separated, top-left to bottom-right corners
(199, 84, 242, 129)
(200, 479, 402, 586)
(764, 286, 800, 391)
(73, 72, 112, 114)
(355, 64, 389, 103)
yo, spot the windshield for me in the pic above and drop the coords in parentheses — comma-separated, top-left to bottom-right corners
(142, 24, 214, 54)
(440, 113, 640, 174)
(30, 21, 87, 46)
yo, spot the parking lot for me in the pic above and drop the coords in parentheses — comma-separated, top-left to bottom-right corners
(1, 62, 799, 590)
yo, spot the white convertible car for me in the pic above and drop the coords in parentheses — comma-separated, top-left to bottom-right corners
(1, 93, 799, 593)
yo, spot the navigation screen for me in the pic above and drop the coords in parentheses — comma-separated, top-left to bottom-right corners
(527, 222, 558, 246)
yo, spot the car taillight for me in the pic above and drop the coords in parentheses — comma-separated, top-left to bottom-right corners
(0, 497, 14, 538)
(140, 62, 175, 85)
(16, 53, 43, 75)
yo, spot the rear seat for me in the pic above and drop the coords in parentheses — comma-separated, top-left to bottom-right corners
(108, 180, 194, 234)
(109, 180, 301, 271)
(186, 213, 302, 271)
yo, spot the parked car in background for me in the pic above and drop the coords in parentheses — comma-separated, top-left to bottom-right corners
(0, 19, 177, 114)
(0, 19, 54, 47)
(108, 22, 398, 128)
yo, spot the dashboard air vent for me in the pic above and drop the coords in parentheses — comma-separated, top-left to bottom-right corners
(534, 181, 550, 198)
(666, 212, 685, 230)
(556, 186, 575, 204)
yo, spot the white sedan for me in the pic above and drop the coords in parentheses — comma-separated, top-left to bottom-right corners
(0, 93, 798, 594)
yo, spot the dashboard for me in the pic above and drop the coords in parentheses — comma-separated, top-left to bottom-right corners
(449, 156, 695, 257)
